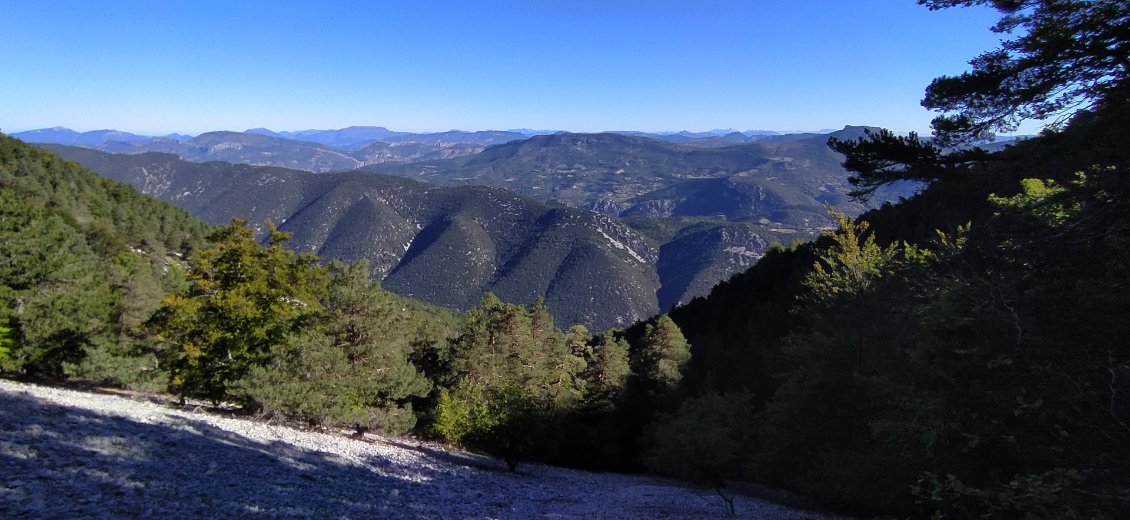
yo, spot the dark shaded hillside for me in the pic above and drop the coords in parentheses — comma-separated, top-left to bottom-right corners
(32, 146, 319, 229)
(651, 221, 773, 316)
(39, 145, 663, 329)
(659, 102, 1130, 516)
(617, 2, 1130, 514)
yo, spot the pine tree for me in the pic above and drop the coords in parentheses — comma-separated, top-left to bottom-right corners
(920, 0, 1130, 144)
(586, 330, 631, 401)
(0, 191, 114, 377)
(635, 315, 691, 394)
(147, 219, 324, 403)
(235, 260, 432, 434)
(0, 324, 13, 361)
(434, 293, 585, 470)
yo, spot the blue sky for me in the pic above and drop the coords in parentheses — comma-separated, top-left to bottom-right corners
(1, 1, 1009, 136)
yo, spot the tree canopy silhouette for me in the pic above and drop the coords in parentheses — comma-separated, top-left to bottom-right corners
(827, 129, 990, 199)
(920, 0, 1130, 145)
(829, 0, 1130, 199)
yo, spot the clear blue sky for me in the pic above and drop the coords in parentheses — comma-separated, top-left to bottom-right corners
(1, 1, 1009, 136)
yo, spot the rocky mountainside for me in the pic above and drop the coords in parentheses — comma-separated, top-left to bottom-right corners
(245, 125, 405, 148)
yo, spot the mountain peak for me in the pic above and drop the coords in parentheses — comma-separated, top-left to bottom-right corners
(826, 125, 884, 140)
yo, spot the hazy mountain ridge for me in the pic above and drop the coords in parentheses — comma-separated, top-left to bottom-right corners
(13, 126, 877, 176)
(14, 127, 535, 172)
(366, 127, 891, 232)
(11, 126, 178, 145)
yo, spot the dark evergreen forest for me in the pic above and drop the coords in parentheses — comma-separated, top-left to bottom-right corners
(3, 1, 1128, 517)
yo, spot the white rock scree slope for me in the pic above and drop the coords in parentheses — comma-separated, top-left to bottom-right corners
(0, 379, 836, 519)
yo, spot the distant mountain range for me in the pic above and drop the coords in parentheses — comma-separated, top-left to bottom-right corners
(366, 127, 904, 230)
(13, 127, 513, 172)
(244, 127, 534, 150)
(16, 129, 439, 172)
(24, 125, 910, 327)
(16, 126, 913, 232)
(14, 126, 827, 146)
(12, 127, 187, 146)
(12, 126, 859, 170)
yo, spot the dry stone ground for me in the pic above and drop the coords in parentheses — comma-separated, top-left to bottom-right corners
(1, 379, 836, 519)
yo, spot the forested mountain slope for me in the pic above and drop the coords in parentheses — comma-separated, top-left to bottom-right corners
(37, 145, 666, 329)
(43, 144, 823, 325)
(0, 134, 210, 384)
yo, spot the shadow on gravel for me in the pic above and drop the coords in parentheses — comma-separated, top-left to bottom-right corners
(378, 437, 507, 474)
(0, 390, 482, 518)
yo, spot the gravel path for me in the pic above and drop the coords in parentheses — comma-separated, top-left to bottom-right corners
(1, 379, 834, 519)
